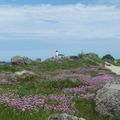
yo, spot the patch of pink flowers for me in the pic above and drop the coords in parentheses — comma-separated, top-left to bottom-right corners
(0, 94, 74, 113)
(52, 67, 120, 88)
(44, 95, 74, 113)
(80, 93, 95, 99)
(84, 74, 117, 85)
(62, 70, 120, 100)
(64, 85, 97, 93)
(0, 95, 46, 112)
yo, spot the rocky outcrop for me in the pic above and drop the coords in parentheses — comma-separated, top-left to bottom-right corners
(96, 80, 120, 117)
(0, 70, 37, 84)
(11, 56, 32, 65)
(47, 113, 85, 120)
(14, 70, 37, 81)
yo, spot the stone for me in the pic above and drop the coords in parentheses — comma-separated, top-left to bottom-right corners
(47, 113, 85, 120)
(14, 70, 37, 81)
(11, 56, 32, 65)
(95, 80, 120, 117)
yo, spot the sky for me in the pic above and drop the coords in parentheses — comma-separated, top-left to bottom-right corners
(0, 0, 120, 61)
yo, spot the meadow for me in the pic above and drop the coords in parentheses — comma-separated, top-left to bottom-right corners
(0, 56, 119, 120)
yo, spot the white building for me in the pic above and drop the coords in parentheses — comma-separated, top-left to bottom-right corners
(55, 50, 65, 59)
(55, 50, 59, 57)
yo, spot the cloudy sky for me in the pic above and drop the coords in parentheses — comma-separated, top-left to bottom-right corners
(0, 0, 120, 61)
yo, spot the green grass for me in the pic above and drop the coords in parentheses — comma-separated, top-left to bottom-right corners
(0, 78, 116, 120)
(0, 104, 53, 120)
(0, 58, 103, 72)
(0, 64, 22, 72)
(75, 99, 113, 120)
(89, 71, 98, 77)
(0, 58, 117, 120)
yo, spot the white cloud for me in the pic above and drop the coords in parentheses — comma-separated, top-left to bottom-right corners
(96, 0, 120, 5)
(0, 4, 120, 40)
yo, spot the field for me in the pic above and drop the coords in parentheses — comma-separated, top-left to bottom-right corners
(0, 57, 119, 120)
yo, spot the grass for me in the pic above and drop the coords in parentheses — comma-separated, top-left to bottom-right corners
(0, 79, 116, 120)
(0, 58, 118, 120)
(0, 79, 88, 97)
(0, 64, 22, 72)
(0, 58, 102, 72)
(0, 104, 53, 120)
(89, 71, 98, 77)
(75, 99, 112, 120)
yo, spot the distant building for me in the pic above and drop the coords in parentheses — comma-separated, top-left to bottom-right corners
(55, 50, 59, 57)
(55, 50, 65, 59)
(45, 50, 65, 61)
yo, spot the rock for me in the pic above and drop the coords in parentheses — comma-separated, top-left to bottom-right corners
(11, 56, 32, 65)
(14, 70, 37, 81)
(47, 113, 85, 120)
(95, 80, 120, 117)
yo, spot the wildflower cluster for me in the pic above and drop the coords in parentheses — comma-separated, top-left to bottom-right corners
(0, 94, 74, 113)
(64, 85, 97, 93)
(53, 67, 120, 100)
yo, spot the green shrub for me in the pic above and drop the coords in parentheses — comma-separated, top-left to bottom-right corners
(102, 54, 115, 62)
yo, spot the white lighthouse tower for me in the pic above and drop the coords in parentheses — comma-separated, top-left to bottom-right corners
(55, 50, 59, 58)
(55, 50, 65, 60)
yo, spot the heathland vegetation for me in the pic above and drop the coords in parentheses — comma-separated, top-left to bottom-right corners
(0, 53, 119, 120)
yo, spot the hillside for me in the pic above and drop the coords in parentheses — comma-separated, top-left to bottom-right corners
(0, 53, 119, 120)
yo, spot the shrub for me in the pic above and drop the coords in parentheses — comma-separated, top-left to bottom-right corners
(102, 54, 115, 62)
(69, 56, 79, 59)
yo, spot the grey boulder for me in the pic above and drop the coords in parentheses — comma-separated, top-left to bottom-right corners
(11, 56, 32, 65)
(47, 113, 85, 120)
(14, 70, 37, 81)
(96, 80, 120, 117)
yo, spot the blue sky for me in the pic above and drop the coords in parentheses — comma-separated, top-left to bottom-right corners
(0, 0, 91, 4)
(0, 0, 120, 5)
(0, 0, 120, 61)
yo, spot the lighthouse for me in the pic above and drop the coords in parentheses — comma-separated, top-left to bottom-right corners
(55, 50, 65, 60)
(55, 50, 59, 58)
